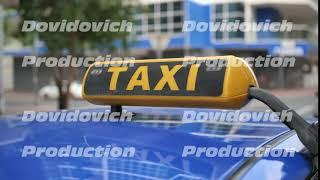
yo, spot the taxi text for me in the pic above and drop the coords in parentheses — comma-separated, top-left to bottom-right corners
(107, 65, 200, 91)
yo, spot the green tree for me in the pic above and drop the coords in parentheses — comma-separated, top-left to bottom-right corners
(17, 0, 135, 109)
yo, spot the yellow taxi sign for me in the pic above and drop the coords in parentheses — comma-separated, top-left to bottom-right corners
(82, 56, 258, 109)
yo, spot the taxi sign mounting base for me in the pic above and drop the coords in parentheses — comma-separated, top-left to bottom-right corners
(111, 105, 122, 113)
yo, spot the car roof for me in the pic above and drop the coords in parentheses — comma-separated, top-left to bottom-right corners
(0, 107, 311, 179)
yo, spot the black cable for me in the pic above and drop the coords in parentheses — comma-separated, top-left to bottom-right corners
(111, 105, 122, 113)
(248, 87, 318, 156)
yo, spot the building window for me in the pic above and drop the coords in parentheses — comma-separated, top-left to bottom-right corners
(132, 0, 184, 36)
(148, 4, 154, 12)
(173, 1, 182, 11)
(212, 3, 244, 41)
(215, 4, 223, 14)
(148, 18, 154, 25)
(228, 3, 244, 12)
(160, 3, 167, 12)
(173, 16, 182, 23)
(161, 17, 167, 24)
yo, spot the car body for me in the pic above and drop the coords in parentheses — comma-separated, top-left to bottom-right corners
(38, 84, 59, 99)
(38, 81, 82, 100)
(0, 106, 316, 180)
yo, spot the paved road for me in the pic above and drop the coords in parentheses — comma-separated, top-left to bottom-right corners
(2, 88, 318, 118)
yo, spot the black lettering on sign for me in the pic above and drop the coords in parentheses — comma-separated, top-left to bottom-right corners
(84, 61, 226, 96)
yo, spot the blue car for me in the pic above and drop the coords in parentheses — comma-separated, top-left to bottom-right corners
(0, 56, 318, 179)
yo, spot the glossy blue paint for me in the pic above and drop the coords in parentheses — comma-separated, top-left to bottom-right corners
(238, 134, 313, 180)
(0, 107, 313, 179)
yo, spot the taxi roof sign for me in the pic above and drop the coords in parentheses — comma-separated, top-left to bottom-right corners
(82, 56, 258, 109)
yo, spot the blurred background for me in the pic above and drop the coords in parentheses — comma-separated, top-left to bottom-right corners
(0, 0, 318, 116)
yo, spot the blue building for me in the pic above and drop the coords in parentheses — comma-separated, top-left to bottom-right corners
(128, 0, 318, 88)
